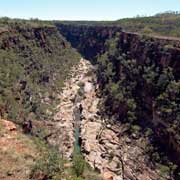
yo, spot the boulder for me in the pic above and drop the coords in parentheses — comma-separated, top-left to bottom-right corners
(84, 141, 91, 153)
(84, 82, 93, 93)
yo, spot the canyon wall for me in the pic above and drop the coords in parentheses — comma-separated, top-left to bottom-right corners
(56, 24, 122, 60)
(0, 24, 80, 128)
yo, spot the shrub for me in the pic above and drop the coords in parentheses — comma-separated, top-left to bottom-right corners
(30, 140, 64, 180)
(73, 154, 85, 177)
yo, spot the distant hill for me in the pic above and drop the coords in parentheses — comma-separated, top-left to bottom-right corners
(56, 12, 180, 38)
(116, 12, 180, 37)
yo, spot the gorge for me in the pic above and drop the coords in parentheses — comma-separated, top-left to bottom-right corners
(57, 23, 180, 163)
(0, 19, 180, 180)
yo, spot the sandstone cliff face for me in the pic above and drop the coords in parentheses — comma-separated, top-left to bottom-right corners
(117, 32, 180, 78)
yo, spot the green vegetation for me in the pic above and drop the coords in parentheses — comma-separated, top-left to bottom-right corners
(71, 150, 101, 180)
(97, 33, 180, 130)
(30, 141, 64, 180)
(96, 33, 180, 178)
(0, 17, 53, 30)
(0, 18, 101, 180)
(97, 39, 139, 125)
(57, 11, 180, 38)
(1, 14, 180, 179)
(72, 126, 100, 180)
(30, 137, 100, 180)
(116, 11, 180, 37)
(72, 153, 85, 178)
(0, 21, 80, 125)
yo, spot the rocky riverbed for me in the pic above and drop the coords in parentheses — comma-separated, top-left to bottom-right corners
(48, 58, 170, 180)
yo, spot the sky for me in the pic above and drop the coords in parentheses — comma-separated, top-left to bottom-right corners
(0, 0, 179, 21)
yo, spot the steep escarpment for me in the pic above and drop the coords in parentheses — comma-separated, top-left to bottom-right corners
(96, 32, 180, 161)
(56, 24, 122, 60)
(0, 23, 80, 130)
(57, 24, 180, 178)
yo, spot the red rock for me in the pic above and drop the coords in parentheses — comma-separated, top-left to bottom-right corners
(1, 119, 16, 131)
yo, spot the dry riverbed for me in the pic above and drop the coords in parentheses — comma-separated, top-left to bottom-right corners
(48, 58, 170, 180)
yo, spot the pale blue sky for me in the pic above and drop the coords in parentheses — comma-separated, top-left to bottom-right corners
(0, 0, 179, 20)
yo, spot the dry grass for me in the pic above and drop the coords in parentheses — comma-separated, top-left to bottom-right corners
(0, 119, 38, 180)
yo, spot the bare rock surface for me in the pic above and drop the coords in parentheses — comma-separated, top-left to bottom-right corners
(79, 63, 124, 180)
(48, 58, 169, 180)
(47, 58, 92, 159)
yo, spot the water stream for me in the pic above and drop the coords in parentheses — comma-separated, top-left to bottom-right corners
(73, 105, 82, 155)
